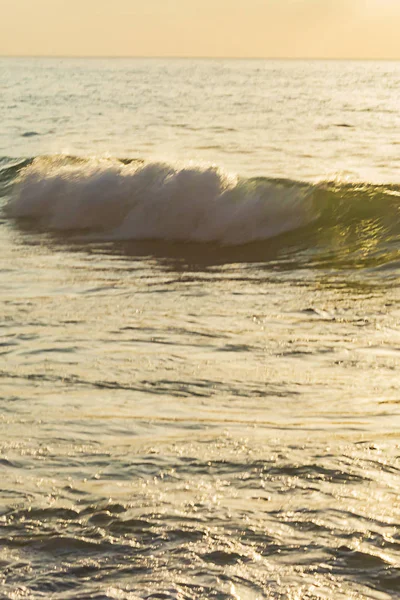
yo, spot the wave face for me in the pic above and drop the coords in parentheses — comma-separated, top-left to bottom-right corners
(1, 155, 400, 268)
(3, 156, 314, 245)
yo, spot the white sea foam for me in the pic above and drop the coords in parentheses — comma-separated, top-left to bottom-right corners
(6, 157, 315, 245)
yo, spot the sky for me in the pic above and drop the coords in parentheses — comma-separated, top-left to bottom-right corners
(1, 0, 400, 59)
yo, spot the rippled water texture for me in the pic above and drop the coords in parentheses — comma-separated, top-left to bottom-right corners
(2, 58, 400, 182)
(0, 59, 400, 599)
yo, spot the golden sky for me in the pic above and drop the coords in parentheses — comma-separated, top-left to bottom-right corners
(1, 0, 400, 58)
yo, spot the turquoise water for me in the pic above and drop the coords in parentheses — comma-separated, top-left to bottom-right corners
(0, 58, 400, 599)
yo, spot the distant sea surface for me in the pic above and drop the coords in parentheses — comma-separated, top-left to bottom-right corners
(1, 58, 400, 600)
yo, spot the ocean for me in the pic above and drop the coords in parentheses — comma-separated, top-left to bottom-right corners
(0, 58, 400, 599)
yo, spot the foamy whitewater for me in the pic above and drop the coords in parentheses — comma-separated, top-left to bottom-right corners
(1, 58, 400, 600)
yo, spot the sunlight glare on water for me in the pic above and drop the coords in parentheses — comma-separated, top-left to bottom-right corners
(0, 58, 400, 600)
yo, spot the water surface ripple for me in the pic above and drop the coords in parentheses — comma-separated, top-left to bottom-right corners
(1, 58, 400, 599)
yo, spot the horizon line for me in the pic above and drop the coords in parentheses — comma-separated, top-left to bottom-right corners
(1, 54, 400, 61)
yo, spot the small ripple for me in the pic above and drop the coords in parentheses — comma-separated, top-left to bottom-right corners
(201, 550, 247, 566)
(21, 131, 40, 138)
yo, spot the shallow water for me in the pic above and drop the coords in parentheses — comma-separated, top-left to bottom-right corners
(0, 58, 400, 599)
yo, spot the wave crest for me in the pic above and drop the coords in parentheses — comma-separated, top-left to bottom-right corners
(4, 156, 314, 245)
(2, 155, 400, 272)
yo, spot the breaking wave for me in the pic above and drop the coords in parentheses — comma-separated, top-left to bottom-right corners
(2, 156, 315, 245)
(1, 155, 399, 267)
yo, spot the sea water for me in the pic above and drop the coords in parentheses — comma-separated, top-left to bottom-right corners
(0, 58, 400, 599)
